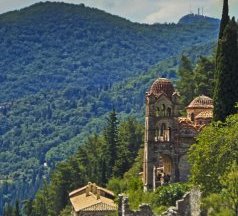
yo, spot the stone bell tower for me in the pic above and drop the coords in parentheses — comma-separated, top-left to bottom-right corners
(143, 78, 180, 191)
(143, 78, 214, 191)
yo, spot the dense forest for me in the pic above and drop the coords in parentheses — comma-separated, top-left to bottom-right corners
(0, 1, 221, 214)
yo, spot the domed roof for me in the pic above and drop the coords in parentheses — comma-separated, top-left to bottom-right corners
(187, 95, 213, 109)
(149, 78, 175, 98)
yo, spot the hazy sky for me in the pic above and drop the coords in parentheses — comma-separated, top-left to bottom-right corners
(1, 0, 238, 24)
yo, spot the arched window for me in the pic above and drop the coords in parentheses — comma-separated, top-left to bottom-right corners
(155, 128, 159, 141)
(162, 104, 166, 116)
(167, 107, 172, 117)
(191, 113, 195, 121)
(156, 107, 160, 117)
(160, 123, 166, 137)
(168, 127, 172, 141)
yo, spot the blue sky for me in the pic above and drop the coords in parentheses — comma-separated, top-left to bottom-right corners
(1, 0, 238, 24)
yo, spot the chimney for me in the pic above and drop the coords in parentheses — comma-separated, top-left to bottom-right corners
(92, 183, 97, 194)
(86, 186, 90, 196)
(96, 188, 100, 199)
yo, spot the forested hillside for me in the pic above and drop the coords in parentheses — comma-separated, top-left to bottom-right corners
(0, 2, 219, 213)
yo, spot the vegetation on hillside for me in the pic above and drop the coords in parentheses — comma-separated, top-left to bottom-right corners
(107, 153, 190, 215)
(188, 1, 238, 215)
(2, 112, 143, 216)
(176, 55, 215, 109)
(10, 1, 237, 215)
(0, 2, 220, 213)
(189, 114, 238, 215)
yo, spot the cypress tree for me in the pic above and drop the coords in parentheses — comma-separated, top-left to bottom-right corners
(219, 0, 229, 39)
(215, 0, 230, 82)
(213, 18, 238, 121)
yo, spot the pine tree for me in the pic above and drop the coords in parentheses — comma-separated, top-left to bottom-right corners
(194, 56, 215, 97)
(113, 117, 143, 177)
(23, 199, 33, 216)
(103, 109, 119, 179)
(3, 203, 14, 216)
(14, 201, 20, 216)
(213, 18, 238, 121)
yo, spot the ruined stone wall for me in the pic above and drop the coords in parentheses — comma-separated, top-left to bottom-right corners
(118, 188, 201, 216)
(118, 195, 154, 216)
(161, 188, 201, 216)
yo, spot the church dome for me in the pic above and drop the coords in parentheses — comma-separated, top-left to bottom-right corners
(187, 95, 213, 109)
(149, 78, 175, 98)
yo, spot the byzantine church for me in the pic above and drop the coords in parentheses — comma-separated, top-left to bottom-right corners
(143, 78, 213, 191)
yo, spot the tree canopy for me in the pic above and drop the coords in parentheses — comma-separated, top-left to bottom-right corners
(189, 114, 238, 194)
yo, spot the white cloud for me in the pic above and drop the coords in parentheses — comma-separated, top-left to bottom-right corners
(0, 0, 237, 24)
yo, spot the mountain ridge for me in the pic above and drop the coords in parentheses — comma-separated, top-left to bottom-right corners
(0, 2, 219, 213)
(178, 13, 220, 25)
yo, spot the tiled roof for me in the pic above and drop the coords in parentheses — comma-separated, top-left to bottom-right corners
(195, 110, 213, 119)
(187, 95, 213, 109)
(69, 183, 117, 213)
(149, 78, 175, 98)
(70, 192, 117, 212)
(69, 185, 114, 197)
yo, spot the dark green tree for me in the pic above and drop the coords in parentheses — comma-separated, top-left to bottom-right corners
(215, 0, 230, 82)
(176, 55, 194, 108)
(213, 19, 238, 121)
(193, 56, 215, 97)
(103, 109, 119, 180)
(113, 117, 143, 177)
(189, 114, 238, 194)
(22, 199, 33, 216)
(14, 201, 20, 216)
(219, 0, 229, 39)
(3, 203, 14, 216)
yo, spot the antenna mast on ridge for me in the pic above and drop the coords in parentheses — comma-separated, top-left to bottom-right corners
(189, 0, 192, 14)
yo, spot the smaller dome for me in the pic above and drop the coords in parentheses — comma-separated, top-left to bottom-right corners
(187, 95, 213, 109)
(149, 78, 175, 98)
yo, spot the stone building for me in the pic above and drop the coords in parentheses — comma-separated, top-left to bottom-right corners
(69, 182, 117, 216)
(143, 78, 213, 191)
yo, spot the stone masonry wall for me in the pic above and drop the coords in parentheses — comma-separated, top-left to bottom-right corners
(118, 195, 154, 216)
(161, 188, 201, 216)
(118, 188, 201, 216)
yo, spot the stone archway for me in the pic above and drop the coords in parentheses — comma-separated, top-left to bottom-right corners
(159, 154, 173, 175)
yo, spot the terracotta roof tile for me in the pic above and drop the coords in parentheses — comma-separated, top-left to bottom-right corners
(69, 183, 117, 213)
(149, 78, 175, 98)
(195, 110, 213, 119)
(70, 192, 117, 212)
(187, 95, 213, 109)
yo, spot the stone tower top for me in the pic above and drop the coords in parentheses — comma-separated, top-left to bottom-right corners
(149, 78, 175, 99)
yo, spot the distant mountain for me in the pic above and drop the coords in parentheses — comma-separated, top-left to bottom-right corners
(0, 2, 219, 212)
(178, 14, 220, 25)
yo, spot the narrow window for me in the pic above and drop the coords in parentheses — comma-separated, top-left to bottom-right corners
(167, 107, 172, 117)
(156, 107, 160, 117)
(162, 104, 166, 116)
(160, 123, 166, 137)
